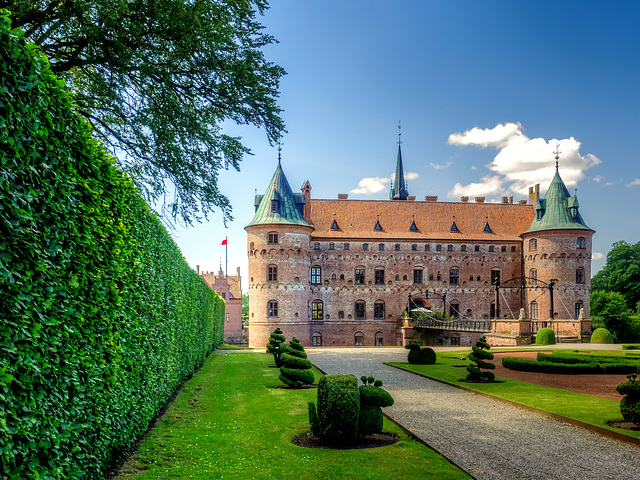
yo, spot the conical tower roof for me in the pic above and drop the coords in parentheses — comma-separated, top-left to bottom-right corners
(247, 160, 310, 227)
(523, 167, 592, 234)
(390, 143, 409, 200)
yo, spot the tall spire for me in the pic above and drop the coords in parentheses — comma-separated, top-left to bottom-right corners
(390, 122, 409, 200)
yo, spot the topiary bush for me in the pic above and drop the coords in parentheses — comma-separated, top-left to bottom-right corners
(358, 376, 394, 436)
(308, 374, 360, 444)
(536, 327, 556, 345)
(466, 336, 496, 382)
(617, 374, 640, 425)
(405, 343, 436, 364)
(0, 13, 223, 479)
(279, 337, 314, 387)
(591, 328, 614, 344)
(266, 327, 287, 366)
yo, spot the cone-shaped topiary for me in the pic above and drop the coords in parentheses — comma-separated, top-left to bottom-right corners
(617, 374, 640, 425)
(466, 336, 496, 382)
(358, 376, 394, 436)
(405, 343, 436, 364)
(266, 327, 287, 366)
(536, 327, 556, 345)
(591, 328, 614, 344)
(279, 337, 314, 387)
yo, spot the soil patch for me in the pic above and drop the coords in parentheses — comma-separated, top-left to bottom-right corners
(292, 432, 399, 449)
(267, 384, 317, 389)
(492, 351, 627, 402)
(606, 420, 640, 431)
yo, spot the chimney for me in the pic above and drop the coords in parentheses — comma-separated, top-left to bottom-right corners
(425, 195, 438, 202)
(196, 265, 200, 275)
(460, 196, 469, 203)
(301, 181, 312, 223)
(529, 184, 540, 205)
(501, 196, 508, 204)
(509, 196, 513, 204)
(519, 200, 527, 205)
(407, 196, 416, 201)
(337, 193, 348, 200)
(474, 197, 485, 203)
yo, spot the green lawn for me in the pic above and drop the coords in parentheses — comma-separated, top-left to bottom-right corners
(114, 352, 471, 479)
(389, 349, 639, 440)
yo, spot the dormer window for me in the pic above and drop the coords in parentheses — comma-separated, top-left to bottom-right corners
(483, 222, 492, 233)
(374, 220, 383, 231)
(331, 219, 340, 230)
(450, 221, 459, 233)
(271, 200, 279, 213)
(409, 220, 418, 232)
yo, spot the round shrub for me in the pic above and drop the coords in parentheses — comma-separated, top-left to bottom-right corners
(620, 396, 640, 425)
(418, 347, 436, 365)
(535, 328, 556, 345)
(591, 328, 614, 344)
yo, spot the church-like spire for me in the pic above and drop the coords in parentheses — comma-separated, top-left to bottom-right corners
(390, 123, 409, 200)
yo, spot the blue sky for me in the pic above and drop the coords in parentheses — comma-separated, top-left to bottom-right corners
(173, 1, 640, 286)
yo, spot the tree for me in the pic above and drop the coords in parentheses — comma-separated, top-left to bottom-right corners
(241, 294, 249, 326)
(266, 327, 286, 367)
(466, 336, 496, 382)
(592, 241, 640, 310)
(279, 338, 314, 387)
(4, 0, 285, 225)
(590, 290, 632, 342)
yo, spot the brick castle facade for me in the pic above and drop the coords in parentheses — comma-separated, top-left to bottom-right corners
(199, 266, 244, 344)
(246, 145, 594, 348)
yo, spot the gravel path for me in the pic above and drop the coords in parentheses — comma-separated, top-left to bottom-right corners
(306, 347, 640, 480)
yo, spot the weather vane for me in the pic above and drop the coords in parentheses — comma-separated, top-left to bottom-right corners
(277, 141, 283, 164)
(553, 142, 561, 169)
(397, 121, 402, 145)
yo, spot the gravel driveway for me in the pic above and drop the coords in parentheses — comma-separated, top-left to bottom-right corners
(305, 347, 640, 480)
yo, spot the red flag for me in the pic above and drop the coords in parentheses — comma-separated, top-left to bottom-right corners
(221, 239, 227, 245)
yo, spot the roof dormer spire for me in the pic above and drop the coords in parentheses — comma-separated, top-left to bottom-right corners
(390, 122, 409, 201)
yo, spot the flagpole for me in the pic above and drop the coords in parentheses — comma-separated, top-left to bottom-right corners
(225, 236, 228, 278)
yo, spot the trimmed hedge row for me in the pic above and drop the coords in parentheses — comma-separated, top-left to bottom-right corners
(0, 14, 224, 479)
(536, 353, 640, 366)
(502, 358, 640, 375)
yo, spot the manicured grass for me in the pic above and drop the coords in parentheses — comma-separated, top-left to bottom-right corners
(389, 349, 640, 440)
(114, 352, 471, 479)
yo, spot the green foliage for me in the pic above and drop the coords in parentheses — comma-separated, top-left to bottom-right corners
(590, 290, 633, 342)
(308, 375, 360, 444)
(535, 328, 556, 345)
(591, 241, 640, 311)
(591, 327, 614, 344)
(0, 14, 223, 479)
(242, 294, 249, 326)
(466, 336, 496, 382)
(279, 338, 314, 387)
(410, 308, 445, 321)
(503, 358, 639, 375)
(623, 345, 640, 350)
(357, 378, 394, 437)
(536, 352, 640, 365)
(405, 343, 436, 364)
(266, 327, 287, 366)
(617, 374, 640, 425)
(7, 0, 285, 225)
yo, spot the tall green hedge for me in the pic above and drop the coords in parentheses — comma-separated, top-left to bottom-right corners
(0, 13, 224, 479)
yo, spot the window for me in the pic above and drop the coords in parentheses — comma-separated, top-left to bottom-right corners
(477, 275, 481, 282)
(461, 245, 467, 252)
(450, 301, 460, 319)
(311, 266, 321, 284)
(329, 243, 335, 250)
(425, 245, 430, 251)
(312, 300, 323, 320)
(270, 200, 278, 213)
(340, 274, 344, 280)
(490, 302, 499, 319)
(374, 268, 385, 285)
(413, 269, 423, 284)
(489, 245, 495, 252)
(501, 245, 507, 252)
(530, 301, 538, 320)
(355, 301, 366, 320)
(447, 245, 453, 252)
(491, 269, 501, 286)
(331, 220, 339, 230)
(402, 274, 408, 281)
(374, 301, 385, 319)
(344, 243, 350, 250)
(355, 268, 365, 285)
(577, 237, 585, 249)
(395, 244, 401, 251)
(511, 246, 516, 252)
(575, 300, 583, 319)
(313, 243, 320, 250)
(474, 245, 480, 252)
(395, 274, 400, 281)
(378, 243, 385, 251)
(436, 245, 442, 252)
(363, 243, 369, 251)
(412, 244, 417, 251)
(355, 332, 364, 346)
(436, 273, 441, 281)
(338, 310, 344, 319)
(331, 274, 336, 280)
(529, 268, 537, 283)
(267, 265, 277, 282)
(375, 332, 384, 346)
(429, 274, 434, 281)
(221, 292, 226, 299)
(450, 334, 460, 346)
(529, 238, 537, 251)
(312, 332, 322, 346)
(268, 232, 278, 244)
(449, 268, 460, 285)
(576, 268, 585, 284)
(469, 275, 474, 281)
(267, 300, 278, 317)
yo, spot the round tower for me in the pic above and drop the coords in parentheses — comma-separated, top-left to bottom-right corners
(521, 163, 595, 330)
(245, 158, 313, 347)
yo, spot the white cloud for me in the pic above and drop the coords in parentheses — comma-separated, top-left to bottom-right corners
(446, 122, 601, 198)
(592, 252, 605, 260)
(604, 182, 613, 187)
(430, 161, 452, 170)
(351, 172, 419, 195)
(592, 175, 603, 183)
(626, 178, 640, 187)
(448, 175, 504, 197)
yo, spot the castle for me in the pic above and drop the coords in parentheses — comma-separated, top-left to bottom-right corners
(199, 266, 244, 344)
(245, 142, 594, 348)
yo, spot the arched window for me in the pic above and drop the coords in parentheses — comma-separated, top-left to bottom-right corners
(268, 232, 278, 244)
(312, 300, 323, 320)
(529, 268, 537, 285)
(449, 268, 460, 285)
(267, 265, 277, 282)
(576, 268, 585, 284)
(530, 300, 538, 320)
(311, 266, 321, 284)
(577, 237, 585, 249)
(529, 238, 537, 251)
(575, 300, 583, 319)
(355, 300, 366, 320)
(375, 332, 384, 346)
(450, 301, 460, 319)
(312, 332, 322, 346)
(355, 267, 365, 285)
(355, 331, 364, 346)
(267, 300, 278, 317)
(374, 300, 385, 319)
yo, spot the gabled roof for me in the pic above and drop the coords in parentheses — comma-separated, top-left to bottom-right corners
(247, 162, 310, 227)
(524, 168, 593, 234)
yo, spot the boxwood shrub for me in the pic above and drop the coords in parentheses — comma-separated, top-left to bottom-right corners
(535, 327, 556, 345)
(591, 328, 614, 344)
(308, 374, 360, 444)
(0, 14, 224, 479)
(502, 358, 639, 375)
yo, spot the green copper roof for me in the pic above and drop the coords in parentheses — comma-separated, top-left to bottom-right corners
(524, 168, 592, 234)
(390, 144, 409, 200)
(247, 161, 310, 227)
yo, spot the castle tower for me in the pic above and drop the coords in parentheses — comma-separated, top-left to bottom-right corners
(245, 156, 313, 347)
(521, 160, 595, 324)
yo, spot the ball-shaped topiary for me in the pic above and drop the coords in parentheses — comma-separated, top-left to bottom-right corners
(617, 374, 640, 425)
(466, 336, 496, 382)
(419, 347, 436, 365)
(591, 328, 614, 344)
(279, 337, 314, 387)
(266, 328, 287, 366)
(535, 328, 556, 345)
(405, 343, 436, 364)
